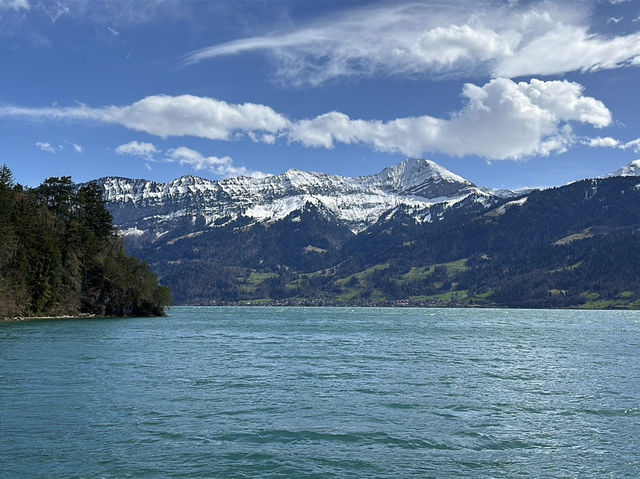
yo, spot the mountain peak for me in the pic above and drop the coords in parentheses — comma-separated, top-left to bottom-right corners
(383, 158, 470, 182)
(604, 159, 640, 178)
(609, 159, 640, 177)
(371, 158, 475, 198)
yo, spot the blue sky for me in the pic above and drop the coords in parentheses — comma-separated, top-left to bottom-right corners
(1, 0, 640, 189)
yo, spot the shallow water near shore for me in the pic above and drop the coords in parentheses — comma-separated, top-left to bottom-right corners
(1, 307, 640, 478)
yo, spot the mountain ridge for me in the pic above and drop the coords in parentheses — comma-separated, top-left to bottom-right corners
(89, 158, 640, 308)
(96, 158, 494, 235)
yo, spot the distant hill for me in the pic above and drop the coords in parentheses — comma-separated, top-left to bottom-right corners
(93, 159, 640, 309)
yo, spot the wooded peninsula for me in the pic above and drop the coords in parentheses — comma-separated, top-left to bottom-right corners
(0, 165, 171, 319)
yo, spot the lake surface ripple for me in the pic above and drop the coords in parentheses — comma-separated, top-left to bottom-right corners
(2, 307, 640, 478)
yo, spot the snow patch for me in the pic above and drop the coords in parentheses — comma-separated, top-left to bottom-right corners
(485, 197, 528, 217)
(166, 231, 205, 245)
(120, 226, 147, 236)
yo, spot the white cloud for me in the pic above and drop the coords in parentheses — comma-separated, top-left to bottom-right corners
(289, 78, 611, 160)
(261, 134, 276, 144)
(35, 141, 55, 153)
(71, 142, 84, 153)
(588, 136, 620, 148)
(495, 23, 640, 78)
(586, 136, 640, 153)
(0, 0, 29, 10)
(61, 0, 192, 28)
(115, 141, 265, 178)
(0, 0, 201, 30)
(165, 147, 265, 178)
(0, 94, 290, 142)
(116, 140, 159, 159)
(622, 138, 640, 153)
(184, 2, 640, 85)
(38, 1, 70, 22)
(4, 78, 612, 161)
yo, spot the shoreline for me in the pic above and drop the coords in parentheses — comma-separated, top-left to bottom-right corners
(1, 310, 169, 323)
(0, 313, 101, 323)
(3, 303, 638, 322)
(171, 302, 640, 311)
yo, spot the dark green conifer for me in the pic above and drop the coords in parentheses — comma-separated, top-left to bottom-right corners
(0, 166, 171, 318)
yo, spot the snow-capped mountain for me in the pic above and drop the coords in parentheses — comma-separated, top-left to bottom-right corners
(87, 159, 640, 306)
(96, 158, 495, 237)
(606, 159, 640, 177)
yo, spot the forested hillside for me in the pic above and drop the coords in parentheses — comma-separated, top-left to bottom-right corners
(113, 175, 640, 309)
(0, 165, 171, 318)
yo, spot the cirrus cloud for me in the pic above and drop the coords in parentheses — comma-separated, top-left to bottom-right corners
(184, 2, 640, 86)
(0, 0, 29, 11)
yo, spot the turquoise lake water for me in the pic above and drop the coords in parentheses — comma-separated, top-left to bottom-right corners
(1, 307, 640, 478)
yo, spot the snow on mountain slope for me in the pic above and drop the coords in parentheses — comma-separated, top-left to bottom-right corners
(96, 158, 494, 236)
(606, 159, 640, 177)
(370, 158, 473, 197)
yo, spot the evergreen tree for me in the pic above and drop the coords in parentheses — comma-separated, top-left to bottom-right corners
(0, 166, 171, 318)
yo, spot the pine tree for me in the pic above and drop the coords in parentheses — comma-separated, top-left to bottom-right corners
(0, 166, 171, 318)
